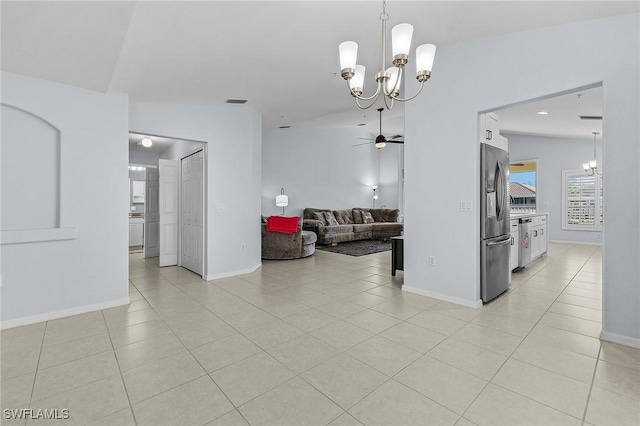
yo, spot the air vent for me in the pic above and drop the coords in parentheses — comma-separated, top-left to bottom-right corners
(579, 115, 603, 120)
(226, 99, 248, 104)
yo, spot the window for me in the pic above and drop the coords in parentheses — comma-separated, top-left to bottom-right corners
(509, 160, 537, 213)
(562, 170, 603, 231)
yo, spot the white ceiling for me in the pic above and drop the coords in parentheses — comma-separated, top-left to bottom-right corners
(2, 1, 636, 139)
(129, 132, 178, 156)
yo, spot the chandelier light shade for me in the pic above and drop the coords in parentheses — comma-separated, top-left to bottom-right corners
(338, 0, 437, 110)
(583, 132, 602, 176)
(275, 187, 289, 215)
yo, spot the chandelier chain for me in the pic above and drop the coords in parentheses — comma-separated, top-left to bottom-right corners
(380, 0, 389, 21)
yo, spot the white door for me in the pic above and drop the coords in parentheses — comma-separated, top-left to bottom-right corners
(181, 150, 204, 275)
(144, 167, 160, 258)
(159, 159, 178, 267)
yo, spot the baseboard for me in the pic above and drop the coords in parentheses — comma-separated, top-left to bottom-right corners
(402, 285, 483, 309)
(0, 297, 130, 330)
(548, 239, 602, 246)
(205, 262, 261, 281)
(600, 331, 640, 349)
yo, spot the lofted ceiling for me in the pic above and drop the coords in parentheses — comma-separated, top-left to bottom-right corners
(2, 1, 636, 139)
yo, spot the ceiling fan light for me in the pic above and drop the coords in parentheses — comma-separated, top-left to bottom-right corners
(141, 137, 153, 147)
(375, 141, 387, 149)
(391, 23, 413, 58)
(339, 41, 358, 75)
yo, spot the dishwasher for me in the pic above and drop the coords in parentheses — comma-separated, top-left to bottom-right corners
(518, 218, 532, 268)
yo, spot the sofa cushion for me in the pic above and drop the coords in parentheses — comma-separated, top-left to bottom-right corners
(313, 211, 327, 225)
(324, 211, 339, 226)
(352, 224, 373, 233)
(333, 209, 354, 225)
(371, 222, 404, 233)
(318, 224, 353, 235)
(352, 209, 364, 224)
(362, 211, 375, 224)
(369, 208, 400, 222)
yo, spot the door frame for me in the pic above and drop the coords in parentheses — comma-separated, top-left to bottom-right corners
(128, 131, 208, 277)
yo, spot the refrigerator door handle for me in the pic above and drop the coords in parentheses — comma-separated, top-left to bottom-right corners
(488, 238, 511, 246)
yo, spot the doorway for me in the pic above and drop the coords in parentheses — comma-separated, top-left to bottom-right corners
(129, 133, 207, 277)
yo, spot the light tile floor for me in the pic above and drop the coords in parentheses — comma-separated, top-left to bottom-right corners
(2, 242, 639, 425)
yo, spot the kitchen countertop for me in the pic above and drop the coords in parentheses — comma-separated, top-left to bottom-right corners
(510, 212, 549, 220)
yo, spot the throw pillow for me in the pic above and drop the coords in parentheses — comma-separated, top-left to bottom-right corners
(362, 211, 375, 224)
(324, 211, 339, 226)
(313, 211, 327, 225)
(334, 210, 354, 225)
(352, 209, 364, 224)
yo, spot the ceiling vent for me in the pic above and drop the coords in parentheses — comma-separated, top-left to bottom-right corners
(579, 115, 603, 120)
(226, 99, 248, 104)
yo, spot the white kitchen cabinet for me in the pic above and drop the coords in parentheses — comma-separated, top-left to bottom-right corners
(129, 217, 144, 247)
(531, 215, 548, 259)
(480, 112, 508, 150)
(132, 180, 145, 203)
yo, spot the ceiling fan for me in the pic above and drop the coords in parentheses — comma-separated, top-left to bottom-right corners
(353, 107, 404, 149)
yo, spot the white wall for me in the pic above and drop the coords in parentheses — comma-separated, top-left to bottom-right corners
(506, 133, 603, 244)
(159, 139, 205, 161)
(379, 144, 402, 212)
(262, 128, 383, 217)
(129, 103, 262, 279)
(404, 14, 639, 344)
(1, 72, 130, 327)
(129, 149, 159, 166)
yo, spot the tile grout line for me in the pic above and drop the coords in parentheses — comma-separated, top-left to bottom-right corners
(26, 321, 48, 416)
(101, 309, 140, 426)
(580, 315, 604, 425)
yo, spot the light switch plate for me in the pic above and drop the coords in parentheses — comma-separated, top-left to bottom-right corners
(460, 201, 472, 212)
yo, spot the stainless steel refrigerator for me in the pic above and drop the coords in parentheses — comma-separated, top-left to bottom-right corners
(480, 143, 510, 302)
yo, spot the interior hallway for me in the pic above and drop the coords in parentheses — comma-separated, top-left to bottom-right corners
(1, 243, 639, 425)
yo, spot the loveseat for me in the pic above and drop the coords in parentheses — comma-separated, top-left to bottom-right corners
(303, 208, 403, 245)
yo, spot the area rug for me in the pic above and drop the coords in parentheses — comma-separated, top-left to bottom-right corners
(316, 239, 392, 257)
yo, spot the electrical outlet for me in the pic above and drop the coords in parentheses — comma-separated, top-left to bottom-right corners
(240, 243, 246, 251)
(429, 256, 436, 266)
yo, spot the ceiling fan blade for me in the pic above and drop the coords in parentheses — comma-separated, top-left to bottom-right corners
(358, 137, 374, 140)
(386, 140, 404, 144)
(388, 134, 403, 140)
(352, 141, 372, 147)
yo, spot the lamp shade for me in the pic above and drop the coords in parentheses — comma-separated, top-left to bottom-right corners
(386, 67, 402, 96)
(583, 163, 590, 171)
(416, 44, 436, 73)
(589, 160, 597, 169)
(275, 194, 289, 207)
(339, 41, 358, 71)
(391, 23, 413, 57)
(350, 65, 366, 92)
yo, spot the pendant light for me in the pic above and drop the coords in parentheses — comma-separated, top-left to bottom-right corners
(338, 0, 437, 110)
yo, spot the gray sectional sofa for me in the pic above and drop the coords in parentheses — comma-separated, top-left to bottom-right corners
(303, 207, 403, 245)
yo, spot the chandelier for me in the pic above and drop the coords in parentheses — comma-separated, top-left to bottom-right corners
(583, 132, 602, 176)
(338, 0, 437, 110)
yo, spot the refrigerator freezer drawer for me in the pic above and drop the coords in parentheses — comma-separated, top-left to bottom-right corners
(481, 236, 511, 302)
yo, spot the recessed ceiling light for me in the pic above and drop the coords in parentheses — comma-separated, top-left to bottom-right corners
(141, 137, 153, 147)
(537, 111, 549, 115)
